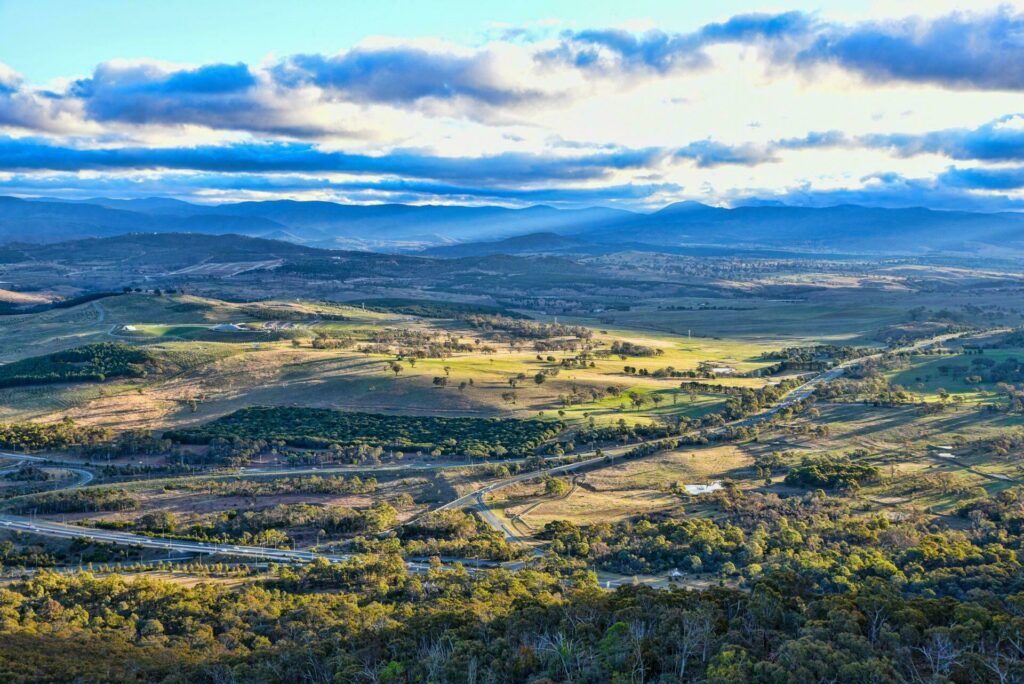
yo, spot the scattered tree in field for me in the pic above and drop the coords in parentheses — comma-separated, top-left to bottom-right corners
(544, 478, 570, 496)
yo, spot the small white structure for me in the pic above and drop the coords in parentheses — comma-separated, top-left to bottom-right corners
(684, 481, 723, 495)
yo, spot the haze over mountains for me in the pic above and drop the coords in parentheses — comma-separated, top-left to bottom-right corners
(2, 195, 1023, 257)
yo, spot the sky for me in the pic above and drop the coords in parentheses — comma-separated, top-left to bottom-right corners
(2, 0, 1024, 211)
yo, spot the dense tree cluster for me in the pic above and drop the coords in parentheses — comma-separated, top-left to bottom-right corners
(357, 328, 476, 358)
(463, 314, 593, 341)
(166, 474, 379, 498)
(541, 483, 1024, 602)
(0, 419, 112, 452)
(360, 298, 525, 319)
(239, 304, 347, 321)
(389, 510, 521, 561)
(815, 376, 917, 406)
(610, 340, 663, 357)
(783, 454, 881, 491)
(166, 407, 562, 458)
(958, 355, 1024, 385)
(759, 344, 868, 371)
(2, 464, 53, 482)
(79, 429, 176, 459)
(99, 501, 400, 548)
(3, 560, 1024, 682)
(0, 342, 153, 388)
(11, 488, 139, 514)
(309, 333, 353, 349)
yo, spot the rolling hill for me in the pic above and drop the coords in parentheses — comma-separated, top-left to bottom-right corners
(3, 195, 1024, 255)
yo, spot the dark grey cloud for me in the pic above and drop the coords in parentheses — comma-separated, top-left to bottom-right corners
(776, 130, 847, 150)
(65, 62, 347, 138)
(796, 9, 1024, 91)
(547, 8, 1024, 92)
(735, 172, 1024, 212)
(276, 48, 549, 106)
(2, 9, 1023, 140)
(0, 170, 671, 207)
(674, 117, 1024, 168)
(0, 68, 74, 133)
(0, 137, 664, 184)
(668, 118, 1024, 167)
(939, 165, 1024, 190)
(862, 115, 1024, 162)
(324, 178, 675, 203)
(544, 12, 812, 74)
(674, 139, 776, 167)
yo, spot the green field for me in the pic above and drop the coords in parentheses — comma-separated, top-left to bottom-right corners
(888, 349, 1024, 403)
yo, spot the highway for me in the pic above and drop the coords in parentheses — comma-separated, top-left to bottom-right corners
(0, 514, 450, 574)
(427, 329, 981, 540)
(0, 512, 714, 588)
(0, 329, 984, 571)
(0, 515, 343, 562)
(407, 361, 839, 539)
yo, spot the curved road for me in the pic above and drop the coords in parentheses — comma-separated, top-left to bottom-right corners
(0, 329, 986, 570)
(0, 452, 95, 488)
(415, 353, 851, 538)
(0, 515, 445, 573)
(436, 329, 984, 540)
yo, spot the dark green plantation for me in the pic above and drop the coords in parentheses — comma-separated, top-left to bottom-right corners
(166, 406, 562, 457)
(359, 298, 528, 319)
(0, 342, 152, 387)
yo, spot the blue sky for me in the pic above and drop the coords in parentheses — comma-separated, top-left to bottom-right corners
(1, 1, 874, 81)
(1, 0, 1024, 210)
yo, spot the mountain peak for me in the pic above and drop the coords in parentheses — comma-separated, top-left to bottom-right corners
(655, 200, 715, 215)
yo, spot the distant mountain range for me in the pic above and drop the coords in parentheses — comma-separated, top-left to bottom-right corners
(1, 195, 1023, 256)
(0, 196, 630, 250)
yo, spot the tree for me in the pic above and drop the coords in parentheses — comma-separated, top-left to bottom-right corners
(545, 478, 569, 496)
(139, 510, 178, 533)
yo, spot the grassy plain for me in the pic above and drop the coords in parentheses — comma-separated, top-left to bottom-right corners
(0, 293, 811, 430)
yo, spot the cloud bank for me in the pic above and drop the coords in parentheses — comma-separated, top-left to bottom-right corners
(1, 7, 1023, 208)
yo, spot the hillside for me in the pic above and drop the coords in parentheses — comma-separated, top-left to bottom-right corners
(582, 202, 1024, 253)
(4, 197, 634, 248)
(6, 195, 1024, 255)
